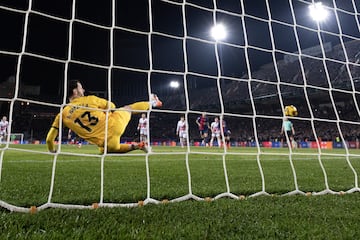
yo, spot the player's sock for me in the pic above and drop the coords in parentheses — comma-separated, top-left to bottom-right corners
(150, 93, 162, 108)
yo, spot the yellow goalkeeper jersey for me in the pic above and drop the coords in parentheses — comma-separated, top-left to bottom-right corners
(47, 95, 115, 150)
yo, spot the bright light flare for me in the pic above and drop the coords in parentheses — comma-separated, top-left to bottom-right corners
(211, 24, 227, 41)
(170, 81, 180, 88)
(309, 2, 329, 22)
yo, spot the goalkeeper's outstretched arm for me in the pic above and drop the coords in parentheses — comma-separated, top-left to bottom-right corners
(46, 114, 60, 153)
(46, 127, 58, 152)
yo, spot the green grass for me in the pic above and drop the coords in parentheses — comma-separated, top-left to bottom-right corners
(1, 144, 360, 239)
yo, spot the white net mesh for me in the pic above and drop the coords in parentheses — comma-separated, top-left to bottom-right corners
(0, 0, 360, 212)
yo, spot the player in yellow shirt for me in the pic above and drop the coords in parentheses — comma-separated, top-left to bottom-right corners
(46, 80, 162, 153)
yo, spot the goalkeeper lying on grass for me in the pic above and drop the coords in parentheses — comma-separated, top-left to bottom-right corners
(46, 80, 162, 154)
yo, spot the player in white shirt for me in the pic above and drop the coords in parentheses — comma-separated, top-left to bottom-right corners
(137, 113, 148, 142)
(0, 116, 9, 144)
(176, 115, 187, 148)
(210, 117, 222, 148)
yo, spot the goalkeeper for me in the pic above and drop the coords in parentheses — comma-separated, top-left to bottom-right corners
(46, 80, 162, 153)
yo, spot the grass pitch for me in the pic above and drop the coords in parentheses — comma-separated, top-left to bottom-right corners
(1, 144, 360, 239)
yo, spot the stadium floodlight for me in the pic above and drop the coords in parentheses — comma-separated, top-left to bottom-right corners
(309, 2, 329, 22)
(211, 23, 227, 41)
(169, 81, 180, 88)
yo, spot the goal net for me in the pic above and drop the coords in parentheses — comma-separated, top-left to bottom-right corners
(0, 0, 360, 212)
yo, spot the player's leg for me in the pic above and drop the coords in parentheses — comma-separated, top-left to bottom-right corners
(217, 135, 222, 148)
(210, 133, 214, 147)
(103, 94, 162, 153)
(183, 133, 187, 147)
(100, 142, 148, 153)
(124, 94, 162, 113)
(225, 136, 230, 148)
(204, 132, 210, 147)
(290, 136, 297, 149)
(200, 130, 205, 146)
(125, 102, 149, 113)
(142, 133, 147, 142)
(181, 133, 186, 147)
(105, 111, 148, 153)
(285, 131, 292, 149)
(139, 129, 146, 142)
(179, 136, 183, 147)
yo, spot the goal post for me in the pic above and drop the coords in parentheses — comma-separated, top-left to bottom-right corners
(0, 0, 360, 213)
(8, 133, 24, 144)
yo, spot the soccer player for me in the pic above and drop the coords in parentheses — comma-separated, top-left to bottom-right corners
(210, 117, 222, 148)
(137, 113, 148, 142)
(0, 116, 9, 144)
(176, 115, 187, 148)
(196, 113, 210, 146)
(46, 80, 162, 154)
(222, 118, 231, 149)
(280, 117, 296, 149)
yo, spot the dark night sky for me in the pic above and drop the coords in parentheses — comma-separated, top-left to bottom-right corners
(0, 0, 359, 106)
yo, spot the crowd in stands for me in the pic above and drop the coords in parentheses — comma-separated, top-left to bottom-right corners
(151, 40, 360, 144)
(4, 40, 360, 144)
